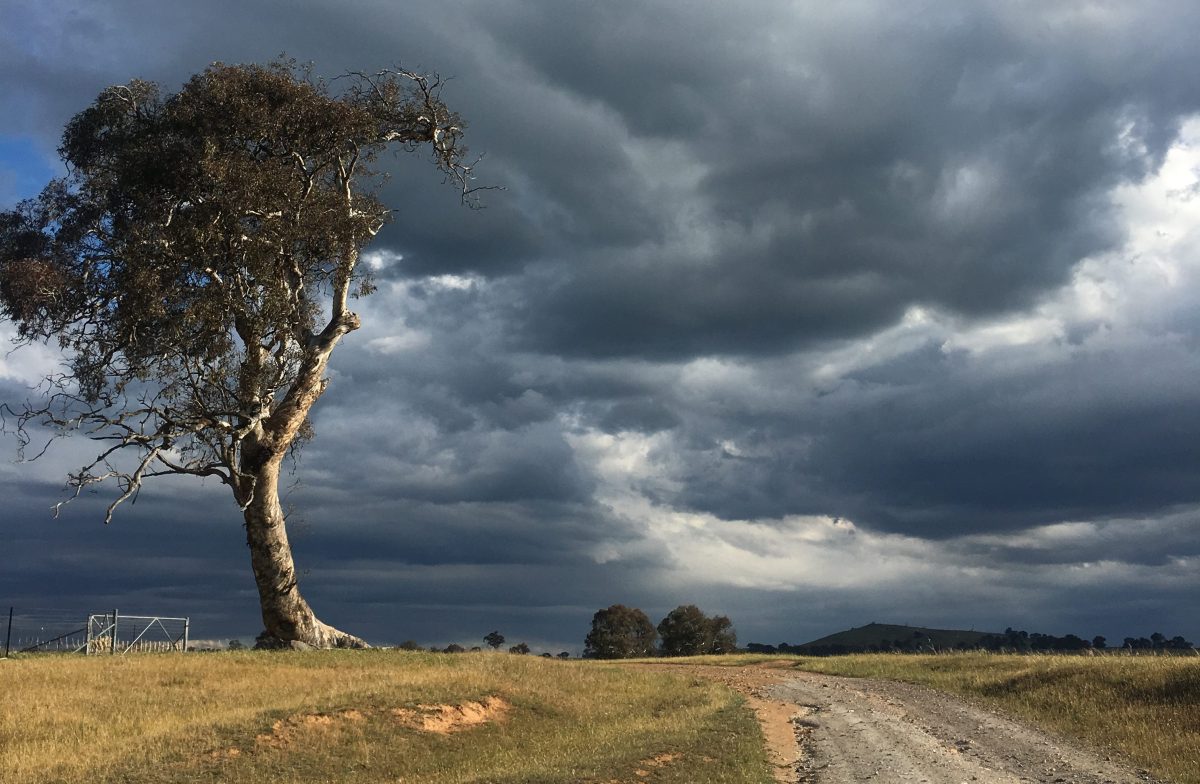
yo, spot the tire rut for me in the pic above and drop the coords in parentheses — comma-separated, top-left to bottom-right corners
(771, 671, 1167, 784)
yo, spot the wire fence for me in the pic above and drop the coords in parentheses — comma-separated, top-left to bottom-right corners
(3, 607, 88, 654)
(3, 607, 189, 656)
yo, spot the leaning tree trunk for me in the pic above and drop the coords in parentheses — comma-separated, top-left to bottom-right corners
(241, 456, 368, 649)
(232, 265, 366, 649)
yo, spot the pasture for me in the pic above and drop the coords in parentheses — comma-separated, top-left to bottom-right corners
(0, 650, 770, 783)
(4, 649, 1197, 783)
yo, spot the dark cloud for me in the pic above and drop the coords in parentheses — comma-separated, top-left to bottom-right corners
(649, 336, 1200, 537)
(501, 2, 1200, 358)
(3, 0, 1200, 648)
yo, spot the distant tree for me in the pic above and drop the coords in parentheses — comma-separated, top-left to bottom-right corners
(657, 605, 738, 656)
(509, 642, 531, 655)
(583, 604, 657, 659)
(443, 643, 466, 654)
(255, 629, 292, 650)
(1151, 632, 1167, 650)
(658, 605, 712, 656)
(227, 639, 246, 651)
(396, 640, 422, 651)
(1169, 635, 1193, 650)
(1092, 636, 1106, 650)
(470, 646, 483, 652)
(0, 59, 482, 649)
(709, 614, 738, 653)
(1058, 634, 1088, 651)
(484, 630, 505, 650)
(557, 651, 570, 659)
(540, 652, 552, 658)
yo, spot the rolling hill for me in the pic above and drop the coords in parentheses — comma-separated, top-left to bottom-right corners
(791, 622, 1001, 654)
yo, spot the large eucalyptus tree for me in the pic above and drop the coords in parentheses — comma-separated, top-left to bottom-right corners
(0, 60, 482, 648)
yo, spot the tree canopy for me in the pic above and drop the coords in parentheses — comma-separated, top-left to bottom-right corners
(657, 605, 737, 657)
(583, 604, 657, 659)
(0, 59, 481, 648)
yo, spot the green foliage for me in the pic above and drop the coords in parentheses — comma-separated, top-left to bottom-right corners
(508, 642, 531, 655)
(483, 630, 505, 650)
(584, 604, 657, 659)
(709, 615, 737, 654)
(657, 605, 738, 657)
(0, 58, 474, 515)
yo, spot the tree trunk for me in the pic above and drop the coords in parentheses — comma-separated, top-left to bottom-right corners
(241, 458, 368, 649)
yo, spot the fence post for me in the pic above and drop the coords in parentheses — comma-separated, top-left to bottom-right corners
(4, 607, 12, 658)
(182, 617, 190, 653)
(111, 608, 118, 656)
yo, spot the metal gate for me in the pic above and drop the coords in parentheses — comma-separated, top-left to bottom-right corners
(85, 610, 190, 654)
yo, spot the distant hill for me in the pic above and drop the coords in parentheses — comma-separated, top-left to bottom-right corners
(746, 623, 1195, 656)
(792, 623, 1000, 654)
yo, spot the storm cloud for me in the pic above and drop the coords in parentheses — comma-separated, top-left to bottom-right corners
(1, 0, 1199, 649)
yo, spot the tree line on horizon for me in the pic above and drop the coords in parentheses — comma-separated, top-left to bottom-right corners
(388, 633, 570, 659)
(747, 626, 1196, 656)
(582, 604, 737, 659)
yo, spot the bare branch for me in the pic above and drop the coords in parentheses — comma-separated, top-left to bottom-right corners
(1, 58, 471, 648)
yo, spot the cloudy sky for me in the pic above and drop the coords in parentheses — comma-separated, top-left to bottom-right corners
(2, 0, 1199, 652)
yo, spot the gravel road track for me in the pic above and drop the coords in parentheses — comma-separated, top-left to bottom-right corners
(771, 670, 1164, 784)
(635, 663, 1168, 784)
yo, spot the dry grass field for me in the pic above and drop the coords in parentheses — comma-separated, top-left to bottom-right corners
(6, 649, 1197, 783)
(0, 649, 772, 784)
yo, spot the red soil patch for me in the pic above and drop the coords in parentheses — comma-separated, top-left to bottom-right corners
(391, 696, 510, 734)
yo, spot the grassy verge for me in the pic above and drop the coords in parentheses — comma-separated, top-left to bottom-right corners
(0, 650, 772, 784)
(792, 653, 1200, 784)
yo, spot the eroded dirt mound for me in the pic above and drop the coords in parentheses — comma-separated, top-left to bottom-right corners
(391, 696, 511, 734)
(633, 751, 684, 777)
(255, 707, 366, 748)
(594, 751, 700, 783)
(208, 697, 508, 760)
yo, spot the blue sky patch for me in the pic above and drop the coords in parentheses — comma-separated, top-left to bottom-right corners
(0, 135, 61, 207)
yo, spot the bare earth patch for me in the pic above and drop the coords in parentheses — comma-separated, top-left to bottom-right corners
(391, 696, 511, 735)
(210, 698, 507, 759)
(254, 707, 366, 749)
(633, 751, 684, 776)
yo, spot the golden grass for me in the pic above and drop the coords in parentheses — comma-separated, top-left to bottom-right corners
(791, 652, 1200, 784)
(0, 650, 772, 783)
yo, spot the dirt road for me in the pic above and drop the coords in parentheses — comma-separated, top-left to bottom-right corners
(639, 664, 1166, 784)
